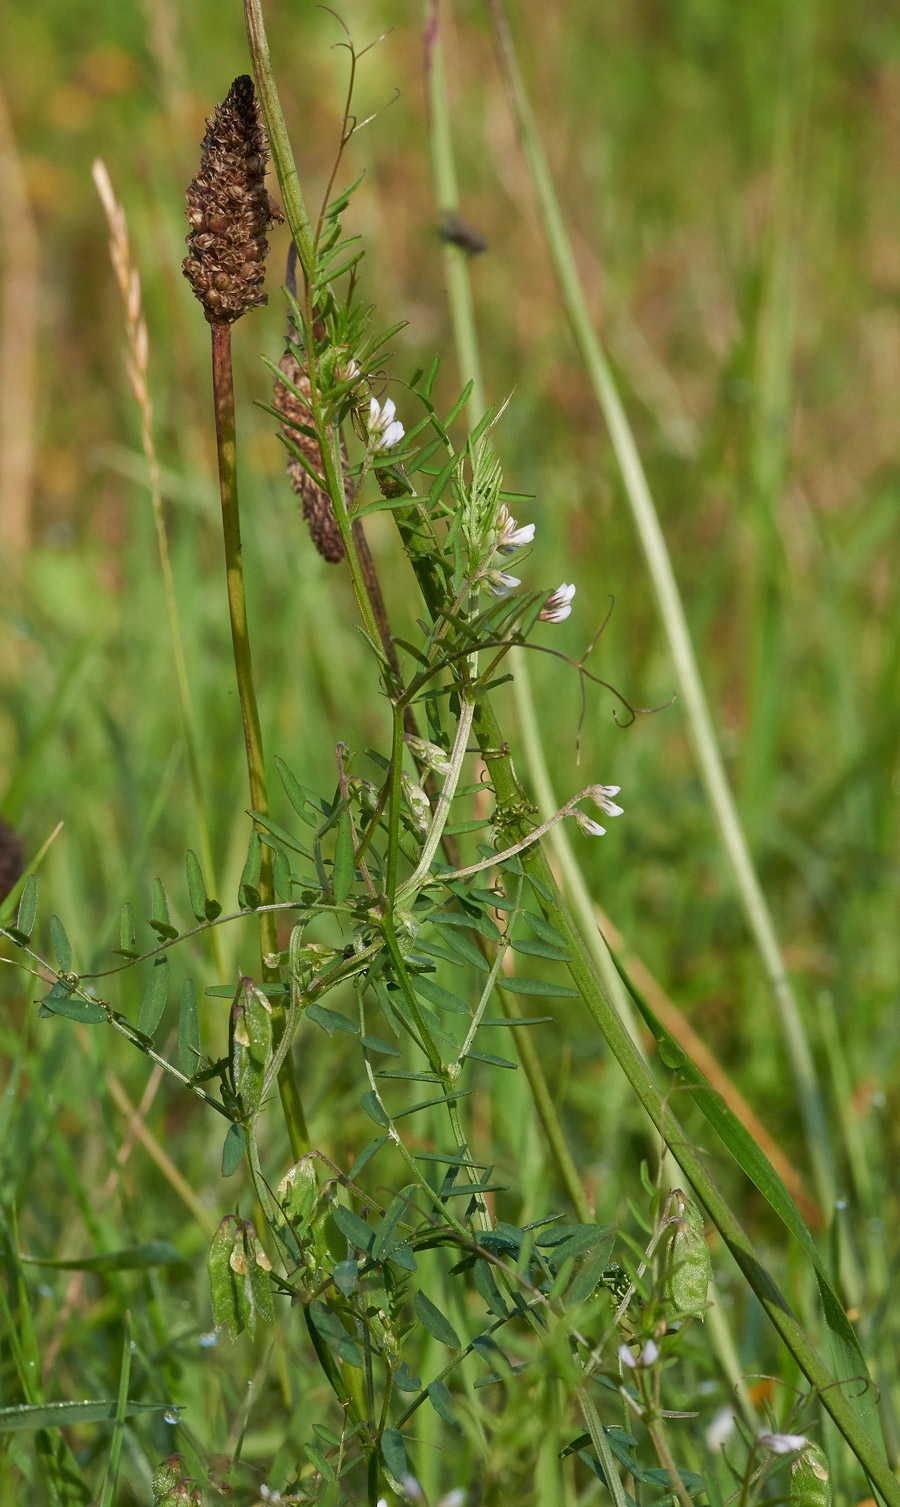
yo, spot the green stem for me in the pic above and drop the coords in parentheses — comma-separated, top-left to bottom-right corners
(424, 2, 484, 426)
(210, 321, 308, 1159)
(243, 0, 315, 281)
(400, 691, 474, 895)
(486, 0, 836, 1217)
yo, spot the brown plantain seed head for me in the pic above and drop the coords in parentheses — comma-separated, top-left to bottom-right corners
(182, 75, 282, 325)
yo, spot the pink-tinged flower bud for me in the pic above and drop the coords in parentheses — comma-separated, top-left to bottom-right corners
(495, 504, 536, 554)
(539, 582, 576, 623)
(486, 569, 521, 595)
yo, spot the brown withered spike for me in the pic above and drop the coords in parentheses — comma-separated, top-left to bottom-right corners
(0, 818, 25, 904)
(272, 350, 347, 563)
(182, 75, 282, 325)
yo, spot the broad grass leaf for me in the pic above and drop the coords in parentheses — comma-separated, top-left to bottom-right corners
(21, 1241, 185, 1272)
(0, 1400, 172, 1432)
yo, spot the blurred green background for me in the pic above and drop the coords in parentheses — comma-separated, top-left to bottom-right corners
(2, 0, 899, 1499)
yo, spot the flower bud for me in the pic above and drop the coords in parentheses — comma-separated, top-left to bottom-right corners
(152, 1455, 183, 1499)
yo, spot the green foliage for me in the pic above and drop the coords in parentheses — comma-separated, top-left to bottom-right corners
(2, 2, 899, 1504)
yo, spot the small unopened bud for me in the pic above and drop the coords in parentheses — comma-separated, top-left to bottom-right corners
(403, 734, 453, 777)
(152, 1455, 183, 1499)
(401, 772, 431, 838)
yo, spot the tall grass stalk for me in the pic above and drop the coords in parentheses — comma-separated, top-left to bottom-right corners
(485, 0, 837, 1221)
(92, 159, 226, 981)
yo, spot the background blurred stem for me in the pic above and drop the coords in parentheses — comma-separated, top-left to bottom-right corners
(209, 321, 308, 1157)
(92, 159, 226, 982)
(424, 1, 484, 430)
(485, 0, 836, 1219)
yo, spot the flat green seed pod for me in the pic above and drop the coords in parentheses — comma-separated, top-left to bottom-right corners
(665, 1189, 711, 1318)
(791, 1442, 831, 1507)
(207, 1218, 241, 1339)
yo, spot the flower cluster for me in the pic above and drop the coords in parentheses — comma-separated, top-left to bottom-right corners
(484, 503, 577, 625)
(367, 394, 405, 453)
(574, 784, 623, 837)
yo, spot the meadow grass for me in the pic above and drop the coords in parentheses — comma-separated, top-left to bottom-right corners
(1, 2, 899, 1504)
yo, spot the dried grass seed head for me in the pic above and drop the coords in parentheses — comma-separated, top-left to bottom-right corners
(182, 75, 282, 325)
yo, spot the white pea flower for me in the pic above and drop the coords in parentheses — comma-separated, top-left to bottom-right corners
(705, 1406, 737, 1452)
(588, 784, 624, 818)
(640, 1338, 659, 1366)
(486, 569, 521, 595)
(757, 1431, 809, 1455)
(618, 1342, 638, 1370)
(539, 581, 576, 623)
(574, 785, 623, 837)
(496, 504, 536, 554)
(368, 394, 405, 452)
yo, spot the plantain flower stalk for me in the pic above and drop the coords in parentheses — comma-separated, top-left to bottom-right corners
(182, 76, 308, 1157)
